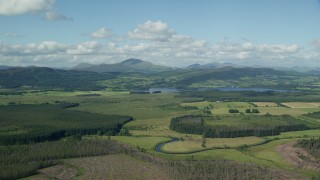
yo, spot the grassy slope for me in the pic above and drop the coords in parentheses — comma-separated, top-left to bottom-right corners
(87, 135, 171, 152)
(161, 136, 264, 153)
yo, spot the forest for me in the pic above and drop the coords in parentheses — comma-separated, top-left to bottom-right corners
(170, 115, 312, 138)
(296, 138, 320, 158)
(0, 104, 132, 145)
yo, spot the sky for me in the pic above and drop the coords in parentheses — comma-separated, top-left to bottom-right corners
(0, 0, 320, 68)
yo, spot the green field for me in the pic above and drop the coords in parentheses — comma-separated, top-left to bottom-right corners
(88, 135, 171, 151)
(181, 100, 320, 116)
(161, 136, 264, 153)
(253, 102, 279, 107)
(266, 129, 320, 139)
(282, 102, 320, 108)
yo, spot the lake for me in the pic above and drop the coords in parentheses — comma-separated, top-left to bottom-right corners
(148, 87, 297, 93)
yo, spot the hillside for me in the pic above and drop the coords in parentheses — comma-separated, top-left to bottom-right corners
(177, 67, 286, 84)
(0, 67, 117, 90)
(186, 62, 242, 69)
(72, 58, 174, 73)
(0, 66, 12, 70)
(0, 64, 316, 91)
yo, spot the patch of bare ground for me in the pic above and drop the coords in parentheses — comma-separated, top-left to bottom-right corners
(37, 164, 78, 180)
(277, 142, 320, 172)
(270, 169, 309, 180)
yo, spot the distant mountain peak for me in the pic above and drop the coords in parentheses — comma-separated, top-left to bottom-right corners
(187, 63, 202, 69)
(71, 58, 173, 73)
(121, 58, 145, 65)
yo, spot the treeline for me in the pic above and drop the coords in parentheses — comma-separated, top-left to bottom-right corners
(170, 115, 309, 138)
(202, 124, 308, 137)
(0, 138, 136, 179)
(304, 111, 320, 120)
(61, 102, 80, 108)
(170, 115, 205, 135)
(296, 138, 320, 158)
(0, 104, 133, 145)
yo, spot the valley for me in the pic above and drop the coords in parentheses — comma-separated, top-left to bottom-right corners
(0, 59, 319, 179)
(2, 0, 320, 179)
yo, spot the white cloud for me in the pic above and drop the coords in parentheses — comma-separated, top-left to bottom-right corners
(0, 0, 54, 15)
(67, 41, 101, 55)
(0, 39, 308, 68)
(311, 38, 320, 49)
(91, 28, 112, 38)
(128, 20, 176, 41)
(258, 44, 299, 54)
(0, 20, 319, 68)
(0, 41, 66, 56)
(45, 11, 72, 21)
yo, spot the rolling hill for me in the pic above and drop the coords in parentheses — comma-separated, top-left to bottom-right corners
(0, 60, 315, 91)
(0, 67, 117, 90)
(177, 67, 286, 85)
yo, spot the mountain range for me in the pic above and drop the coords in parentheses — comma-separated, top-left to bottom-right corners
(72, 58, 174, 73)
(0, 58, 319, 91)
(1, 59, 319, 74)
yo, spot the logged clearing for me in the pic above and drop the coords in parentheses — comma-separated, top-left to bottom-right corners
(37, 164, 77, 180)
(277, 142, 320, 171)
(26, 155, 169, 180)
(282, 102, 320, 108)
(64, 154, 169, 180)
(253, 102, 279, 107)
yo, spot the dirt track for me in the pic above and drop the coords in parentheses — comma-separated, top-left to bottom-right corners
(277, 142, 320, 171)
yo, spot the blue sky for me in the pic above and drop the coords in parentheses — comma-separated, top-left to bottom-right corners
(0, 0, 320, 67)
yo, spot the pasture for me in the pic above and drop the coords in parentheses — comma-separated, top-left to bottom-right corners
(181, 101, 253, 110)
(161, 136, 264, 153)
(252, 102, 279, 107)
(282, 102, 320, 108)
(89, 135, 171, 151)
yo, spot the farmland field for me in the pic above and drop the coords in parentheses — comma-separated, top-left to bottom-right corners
(253, 102, 279, 107)
(90, 136, 171, 152)
(282, 102, 320, 108)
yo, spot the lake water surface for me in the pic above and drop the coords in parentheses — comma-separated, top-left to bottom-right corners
(148, 87, 297, 93)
